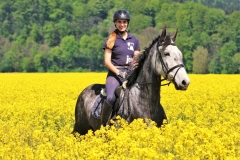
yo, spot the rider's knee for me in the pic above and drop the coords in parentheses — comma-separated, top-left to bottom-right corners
(106, 94, 116, 105)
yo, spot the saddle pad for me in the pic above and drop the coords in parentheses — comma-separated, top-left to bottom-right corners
(91, 94, 105, 119)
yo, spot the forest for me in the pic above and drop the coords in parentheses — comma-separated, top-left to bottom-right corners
(0, 0, 239, 73)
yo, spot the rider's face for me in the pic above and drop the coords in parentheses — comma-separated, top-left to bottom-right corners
(115, 19, 128, 32)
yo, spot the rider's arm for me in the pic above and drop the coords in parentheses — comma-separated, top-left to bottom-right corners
(132, 50, 140, 66)
(134, 50, 140, 56)
(104, 48, 120, 75)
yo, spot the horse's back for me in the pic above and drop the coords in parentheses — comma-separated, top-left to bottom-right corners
(79, 84, 105, 97)
(73, 84, 105, 135)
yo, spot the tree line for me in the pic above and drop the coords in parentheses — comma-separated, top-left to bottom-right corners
(0, 0, 239, 73)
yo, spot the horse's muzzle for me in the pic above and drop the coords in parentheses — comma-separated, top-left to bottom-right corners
(174, 78, 190, 90)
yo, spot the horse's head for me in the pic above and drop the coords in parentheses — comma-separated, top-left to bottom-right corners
(156, 27, 190, 90)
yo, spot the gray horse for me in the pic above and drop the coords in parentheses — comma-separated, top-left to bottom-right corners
(73, 27, 190, 135)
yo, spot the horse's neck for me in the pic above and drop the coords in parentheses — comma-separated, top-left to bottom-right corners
(137, 68, 158, 84)
(133, 58, 161, 110)
(137, 46, 160, 85)
(135, 47, 161, 99)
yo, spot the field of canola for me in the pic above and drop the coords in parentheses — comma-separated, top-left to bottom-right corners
(0, 73, 240, 159)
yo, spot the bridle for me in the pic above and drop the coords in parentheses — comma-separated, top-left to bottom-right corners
(136, 37, 184, 86)
(156, 39, 185, 86)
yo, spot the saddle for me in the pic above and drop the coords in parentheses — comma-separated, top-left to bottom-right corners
(91, 84, 130, 120)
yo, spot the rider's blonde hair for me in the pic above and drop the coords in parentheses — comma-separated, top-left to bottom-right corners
(106, 29, 117, 49)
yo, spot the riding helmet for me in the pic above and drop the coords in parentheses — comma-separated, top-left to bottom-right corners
(113, 9, 130, 22)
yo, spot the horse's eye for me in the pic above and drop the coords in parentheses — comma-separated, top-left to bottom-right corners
(164, 52, 170, 56)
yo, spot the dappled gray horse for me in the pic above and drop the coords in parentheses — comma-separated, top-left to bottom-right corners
(73, 27, 190, 135)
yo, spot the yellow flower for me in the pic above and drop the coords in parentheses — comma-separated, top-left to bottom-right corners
(0, 73, 240, 159)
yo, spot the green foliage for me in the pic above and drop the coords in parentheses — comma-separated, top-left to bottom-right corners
(155, 3, 181, 30)
(0, 0, 239, 73)
(228, 11, 240, 51)
(137, 27, 158, 49)
(21, 57, 35, 72)
(208, 53, 222, 74)
(59, 35, 79, 70)
(43, 22, 57, 46)
(192, 46, 210, 73)
(175, 32, 196, 72)
(232, 53, 240, 73)
(130, 14, 153, 33)
(171, 0, 239, 14)
(49, 46, 64, 72)
(204, 8, 226, 36)
(57, 18, 72, 39)
(176, 2, 195, 36)
(219, 41, 237, 73)
(79, 34, 105, 71)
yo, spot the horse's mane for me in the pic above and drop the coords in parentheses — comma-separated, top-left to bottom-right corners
(126, 35, 160, 87)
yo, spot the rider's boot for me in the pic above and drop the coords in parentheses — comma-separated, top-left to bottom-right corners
(101, 100, 113, 126)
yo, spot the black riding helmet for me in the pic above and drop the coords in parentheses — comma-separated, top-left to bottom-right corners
(113, 9, 130, 22)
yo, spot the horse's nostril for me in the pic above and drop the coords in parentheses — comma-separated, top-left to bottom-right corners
(182, 80, 186, 85)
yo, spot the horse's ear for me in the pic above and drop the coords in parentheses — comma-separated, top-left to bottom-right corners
(160, 26, 167, 42)
(171, 28, 178, 42)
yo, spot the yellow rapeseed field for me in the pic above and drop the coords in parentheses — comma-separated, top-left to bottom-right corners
(0, 73, 240, 159)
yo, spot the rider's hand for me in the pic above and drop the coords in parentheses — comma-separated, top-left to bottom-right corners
(117, 70, 126, 79)
(132, 54, 139, 67)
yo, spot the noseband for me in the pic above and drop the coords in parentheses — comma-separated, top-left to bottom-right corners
(156, 39, 185, 86)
